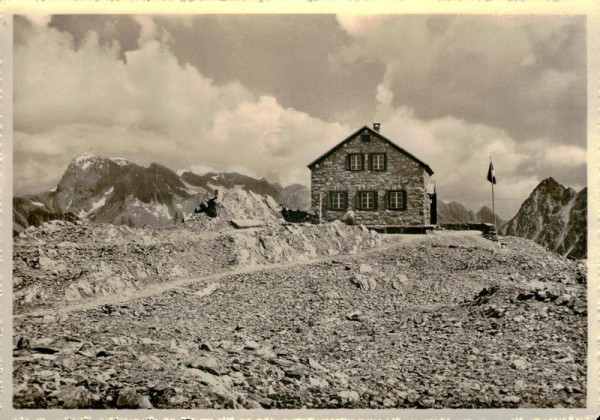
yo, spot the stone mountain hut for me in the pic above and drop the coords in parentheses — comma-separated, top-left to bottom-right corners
(307, 124, 436, 230)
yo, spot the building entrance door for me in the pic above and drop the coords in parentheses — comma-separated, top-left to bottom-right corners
(429, 193, 437, 225)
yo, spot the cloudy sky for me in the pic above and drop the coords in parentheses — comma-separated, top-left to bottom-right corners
(14, 14, 586, 218)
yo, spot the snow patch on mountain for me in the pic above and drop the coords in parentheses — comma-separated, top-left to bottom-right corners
(73, 153, 97, 171)
(553, 195, 576, 246)
(182, 180, 206, 195)
(110, 157, 132, 167)
(88, 195, 108, 214)
(126, 197, 173, 224)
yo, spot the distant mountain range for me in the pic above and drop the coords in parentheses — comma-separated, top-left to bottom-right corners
(499, 177, 587, 259)
(437, 201, 506, 227)
(13, 156, 587, 259)
(180, 171, 310, 211)
(13, 154, 310, 234)
(437, 178, 587, 259)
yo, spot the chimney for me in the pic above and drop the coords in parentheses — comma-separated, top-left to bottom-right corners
(373, 122, 381, 132)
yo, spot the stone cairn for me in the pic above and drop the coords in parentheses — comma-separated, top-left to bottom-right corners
(482, 223, 499, 242)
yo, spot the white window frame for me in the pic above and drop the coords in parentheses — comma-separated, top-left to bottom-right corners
(331, 192, 346, 210)
(388, 190, 406, 210)
(359, 191, 376, 210)
(350, 154, 363, 171)
(372, 154, 385, 171)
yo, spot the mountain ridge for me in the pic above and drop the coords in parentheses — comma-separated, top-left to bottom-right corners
(13, 154, 311, 233)
(437, 200, 506, 227)
(499, 177, 586, 259)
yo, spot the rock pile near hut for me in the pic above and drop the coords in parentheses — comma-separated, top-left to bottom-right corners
(195, 189, 284, 226)
(13, 214, 380, 314)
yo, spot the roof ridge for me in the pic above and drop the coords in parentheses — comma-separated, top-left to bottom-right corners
(307, 125, 433, 176)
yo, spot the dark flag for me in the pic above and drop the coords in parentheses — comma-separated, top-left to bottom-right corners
(487, 161, 496, 184)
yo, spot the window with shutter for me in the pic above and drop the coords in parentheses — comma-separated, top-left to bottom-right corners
(347, 154, 364, 171)
(371, 154, 386, 171)
(329, 191, 348, 210)
(387, 190, 407, 210)
(357, 191, 377, 211)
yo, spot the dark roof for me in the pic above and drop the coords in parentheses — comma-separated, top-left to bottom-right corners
(307, 125, 434, 176)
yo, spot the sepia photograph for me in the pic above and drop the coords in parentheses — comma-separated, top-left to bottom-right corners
(9, 11, 591, 412)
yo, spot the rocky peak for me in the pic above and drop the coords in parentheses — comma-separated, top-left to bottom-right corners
(532, 177, 576, 201)
(68, 153, 115, 174)
(71, 152, 98, 169)
(14, 156, 312, 234)
(109, 157, 133, 167)
(14, 155, 207, 231)
(437, 201, 473, 223)
(499, 179, 586, 259)
(56, 155, 124, 210)
(537, 176, 559, 188)
(474, 207, 489, 223)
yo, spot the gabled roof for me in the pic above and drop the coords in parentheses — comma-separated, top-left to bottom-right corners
(307, 125, 434, 176)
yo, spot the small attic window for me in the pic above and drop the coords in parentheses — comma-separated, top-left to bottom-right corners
(361, 134, 371, 143)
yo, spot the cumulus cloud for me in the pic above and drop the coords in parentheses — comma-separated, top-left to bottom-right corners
(370, 97, 586, 217)
(14, 17, 348, 195)
(337, 14, 586, 149)
(14, 15, 586, 219)
(372, 109, 531, 217)
(336, 14, 586, 217)
(370, 64, 585, 217)
(25, 14, 51, 27)
(542, 145, 587, 167)
(336, 15, 386, 35)
(132, 15, 158, 45)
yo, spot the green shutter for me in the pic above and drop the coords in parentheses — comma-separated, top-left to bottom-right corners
(402, 190, 407, 210)
(368, 154, 373, 170)
(374, 191, 379, 210)
(345, 155, 350, 170)
(383, 154, 387, 171)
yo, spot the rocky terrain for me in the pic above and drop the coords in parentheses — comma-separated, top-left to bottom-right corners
(13, 193, 587, 409)
(500, 178, 587, 259)
(14, 154, 311, 234)
(14, 191, 377, 315)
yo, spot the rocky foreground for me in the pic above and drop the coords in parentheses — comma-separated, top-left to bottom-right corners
(13, 221, 586, 409)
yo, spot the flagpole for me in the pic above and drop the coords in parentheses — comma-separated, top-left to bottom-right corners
(490, 157, 497, 232)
